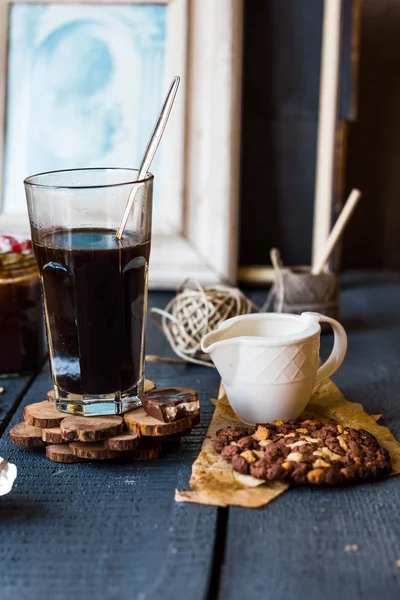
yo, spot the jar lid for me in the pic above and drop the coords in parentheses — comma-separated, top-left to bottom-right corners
(0, 233, 32, 255)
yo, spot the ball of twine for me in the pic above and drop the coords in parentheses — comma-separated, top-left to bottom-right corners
(265, 248, 339, 317)
(151, 279, 253, 367)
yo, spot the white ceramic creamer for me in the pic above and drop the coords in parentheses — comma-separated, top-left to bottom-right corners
(201, 312, 347, 425)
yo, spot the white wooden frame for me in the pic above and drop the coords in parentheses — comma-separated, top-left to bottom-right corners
(311, 0, 342, 271)
(0, 0, 243, 289)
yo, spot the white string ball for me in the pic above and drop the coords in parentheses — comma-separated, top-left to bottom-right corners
(151, 279, 254, 367)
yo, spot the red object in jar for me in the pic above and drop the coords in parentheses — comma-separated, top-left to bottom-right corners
(0, 234, 46, 376)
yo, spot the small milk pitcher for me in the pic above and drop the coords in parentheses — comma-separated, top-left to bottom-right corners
(201, 312, 347, 425)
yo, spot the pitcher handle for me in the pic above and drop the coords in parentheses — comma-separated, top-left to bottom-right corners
(302, 312, 348, 385)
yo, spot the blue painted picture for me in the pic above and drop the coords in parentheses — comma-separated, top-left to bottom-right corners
(3, 3, 166, 213)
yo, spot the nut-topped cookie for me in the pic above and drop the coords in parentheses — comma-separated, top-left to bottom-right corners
(215, 419, 392, 485)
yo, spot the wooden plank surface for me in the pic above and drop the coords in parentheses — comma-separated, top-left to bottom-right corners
(0, 292, 221, 600)
(2, 278, 400, 599)
(221, 273, 400, 600)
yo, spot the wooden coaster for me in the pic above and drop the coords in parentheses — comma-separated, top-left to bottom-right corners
(24, 401, 65, 428)
(46, 444, 84, 463)
(47, 378, 156, 403)
(60, 415, 124, 442)
(42, 427, 63, 444)
(9, 422, 46, 447)
(124, 407, 196, 436)
(120, 437, 162, 460)
(69, 435, 162, 461)
(69, 441, 118, 460)
(104, 432, 141, 452)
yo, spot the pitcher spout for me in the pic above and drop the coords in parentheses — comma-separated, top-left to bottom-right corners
(200, 322, 235, 354)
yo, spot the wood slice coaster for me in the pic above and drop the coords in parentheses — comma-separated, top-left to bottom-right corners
(47, 378, 156, 403)
(69, 442, 119, 460)
(69, 440, 161, 461)
(42, 427, 63, 444)
(111, 436, 162, 460)
(24, 401, 65, 428)
(46, 444, 84, 463)
(120, 437, 162, 460)
(60, 415, 124, 442)
(104, 432, 141, 452)
(9, 422, 46, 447)
(124, 407, 196, 436)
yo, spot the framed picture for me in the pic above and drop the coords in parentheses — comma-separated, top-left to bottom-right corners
(0, 0, 243, 288)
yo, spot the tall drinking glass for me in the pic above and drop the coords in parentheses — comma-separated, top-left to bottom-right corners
(24, 168, 153, 416)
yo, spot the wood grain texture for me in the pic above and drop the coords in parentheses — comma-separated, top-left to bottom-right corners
(124, 407, 196, 436)
(41, 427, 63, 444)
(69, 441, 118, 460)
(104, 432, 141, 452)
(46, 444, 83, 464)
(9, 422, 45, 447)
(2, 284, 400, 598)
(221, 274, 400, 600)
(0, 292, 221, 600)
(60, 416, 124, 442)
(24, 401, 65, 428)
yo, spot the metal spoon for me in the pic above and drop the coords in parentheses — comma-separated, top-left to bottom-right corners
(116, 76, 180, 241)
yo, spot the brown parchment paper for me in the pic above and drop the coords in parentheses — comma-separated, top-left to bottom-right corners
(175, 379, 400, 508)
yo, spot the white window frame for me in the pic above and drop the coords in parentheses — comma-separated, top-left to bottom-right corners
(0, 0, 243, 289)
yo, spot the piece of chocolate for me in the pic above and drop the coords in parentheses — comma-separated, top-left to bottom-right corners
(141, 387, 200, 423)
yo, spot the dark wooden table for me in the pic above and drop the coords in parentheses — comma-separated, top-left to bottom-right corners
(1, 273, 400, 600)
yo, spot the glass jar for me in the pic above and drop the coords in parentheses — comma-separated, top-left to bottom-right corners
(0, 253, 46, 376)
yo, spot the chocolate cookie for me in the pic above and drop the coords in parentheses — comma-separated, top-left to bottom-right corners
(215, 420, 391, 485)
